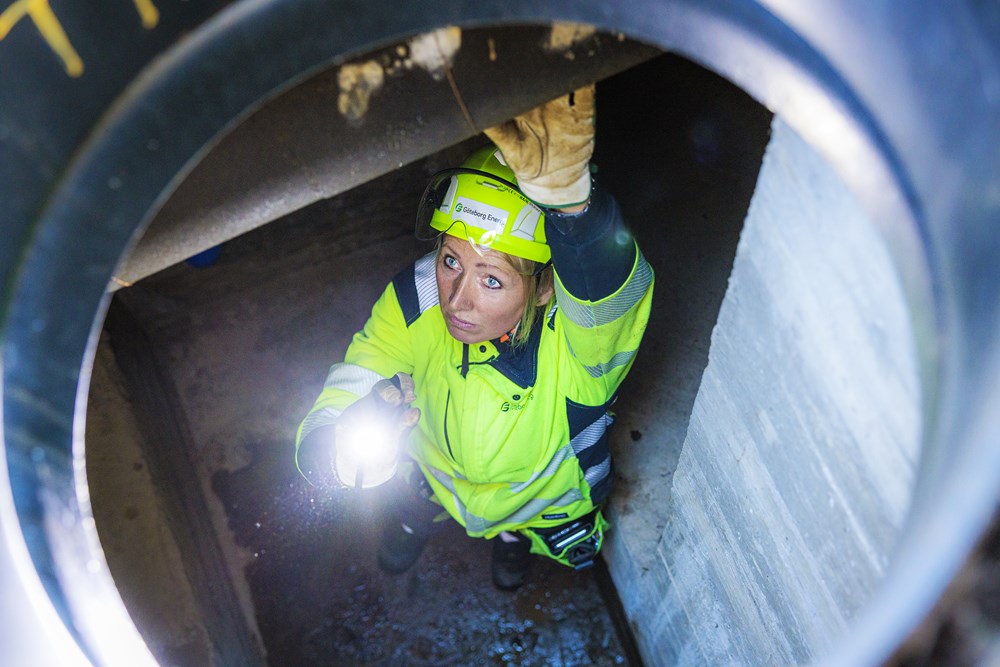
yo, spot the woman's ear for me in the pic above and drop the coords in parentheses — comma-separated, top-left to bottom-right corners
(536, 280, 554, 307)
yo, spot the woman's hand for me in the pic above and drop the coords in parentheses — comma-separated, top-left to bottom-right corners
(334, 372, 420, 489)
(484, 84, 596, 210)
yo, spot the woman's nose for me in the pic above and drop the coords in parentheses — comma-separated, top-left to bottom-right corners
(447, 274, 472, 310)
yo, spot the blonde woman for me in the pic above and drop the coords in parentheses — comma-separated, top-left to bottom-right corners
(295, 85, 653, 590)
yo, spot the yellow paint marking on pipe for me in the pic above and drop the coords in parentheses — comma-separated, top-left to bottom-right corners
(0, 0, 83, 76)
(132, 0, 158, 29)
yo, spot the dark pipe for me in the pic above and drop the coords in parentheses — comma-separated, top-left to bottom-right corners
(112, 26, 657, 287)
(1, 1, 999, 665)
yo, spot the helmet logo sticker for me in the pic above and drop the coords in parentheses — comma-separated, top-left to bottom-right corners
(454, 196, 509, 238)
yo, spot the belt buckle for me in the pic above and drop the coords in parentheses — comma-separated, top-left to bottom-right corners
(566, 532, 599, 569)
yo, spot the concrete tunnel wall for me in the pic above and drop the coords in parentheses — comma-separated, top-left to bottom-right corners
(605, 118, 919, 665)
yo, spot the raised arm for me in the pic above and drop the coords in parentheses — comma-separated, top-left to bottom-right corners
(485, 84, 643, 300)
(485, 84, 653, 393)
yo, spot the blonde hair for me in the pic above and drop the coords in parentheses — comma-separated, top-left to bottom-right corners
(501, 254, 555, 348)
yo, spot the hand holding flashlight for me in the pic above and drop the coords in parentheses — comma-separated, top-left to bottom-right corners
(334, 373, 420, 489)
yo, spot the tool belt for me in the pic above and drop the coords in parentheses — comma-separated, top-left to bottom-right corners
(527, 509, 608, 569)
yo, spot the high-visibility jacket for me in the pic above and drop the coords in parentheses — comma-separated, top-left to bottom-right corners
(296, 183, 653, 539)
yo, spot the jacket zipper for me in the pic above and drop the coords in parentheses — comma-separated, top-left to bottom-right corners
(443, 344, 471, 463)
(443, 390, 456, 460)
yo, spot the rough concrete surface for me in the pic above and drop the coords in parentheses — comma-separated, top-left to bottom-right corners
(651, 117, 920, 666)
(590, 53, 773, 662)
(86, 338, 214, 665)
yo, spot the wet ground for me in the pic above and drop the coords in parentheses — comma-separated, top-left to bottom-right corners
(213, 440, 633, 667)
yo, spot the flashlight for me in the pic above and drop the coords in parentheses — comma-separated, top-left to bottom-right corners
(333, 375, 414, 489)
(334, 415, 401, 489)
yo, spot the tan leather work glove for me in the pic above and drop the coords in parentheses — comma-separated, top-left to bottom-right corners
(484, 84, 595, 208)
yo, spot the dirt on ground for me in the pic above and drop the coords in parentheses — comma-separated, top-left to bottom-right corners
(212, 438, 632, 667)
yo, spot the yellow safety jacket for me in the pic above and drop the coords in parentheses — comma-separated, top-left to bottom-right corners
(297, 190, 653, 542)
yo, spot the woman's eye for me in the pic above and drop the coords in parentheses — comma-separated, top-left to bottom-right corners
(485, 275, 502, 289)
(443, 255, 459, 270)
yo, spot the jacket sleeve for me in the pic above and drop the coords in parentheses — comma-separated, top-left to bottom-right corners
(294, 278, 416, 485)
(545, 178, 655, 399)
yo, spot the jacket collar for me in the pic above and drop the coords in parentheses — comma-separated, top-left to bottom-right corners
(487, 316, 543, 389)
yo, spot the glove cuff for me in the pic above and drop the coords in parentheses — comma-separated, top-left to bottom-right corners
(519, 170, 592, 209)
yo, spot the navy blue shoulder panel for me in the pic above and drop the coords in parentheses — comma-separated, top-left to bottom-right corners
(391, 263, 421, 327)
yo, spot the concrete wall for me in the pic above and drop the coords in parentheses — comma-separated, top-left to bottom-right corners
(608, 117, 920, 665)
(86, 336, 218, 665)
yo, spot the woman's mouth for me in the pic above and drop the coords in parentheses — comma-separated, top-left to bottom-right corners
(447, 314, 475, 331)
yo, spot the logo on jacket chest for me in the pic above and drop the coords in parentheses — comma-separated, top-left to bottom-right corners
(500, 393, 533, 413)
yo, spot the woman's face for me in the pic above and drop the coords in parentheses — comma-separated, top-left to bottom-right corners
(435, 236, 530, 345)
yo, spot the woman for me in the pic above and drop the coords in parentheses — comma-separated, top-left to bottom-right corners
(295, 85, 653, 590)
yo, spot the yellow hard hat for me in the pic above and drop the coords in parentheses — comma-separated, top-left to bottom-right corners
(415, 145, 550, 264)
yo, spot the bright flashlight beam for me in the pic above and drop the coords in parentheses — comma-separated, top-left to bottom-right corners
(335, 414, 402, 489)
(342, 420, 396, 464)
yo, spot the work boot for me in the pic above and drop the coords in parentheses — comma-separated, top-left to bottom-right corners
(377, 520, 429, 574)
(491, 533, 532, 591)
